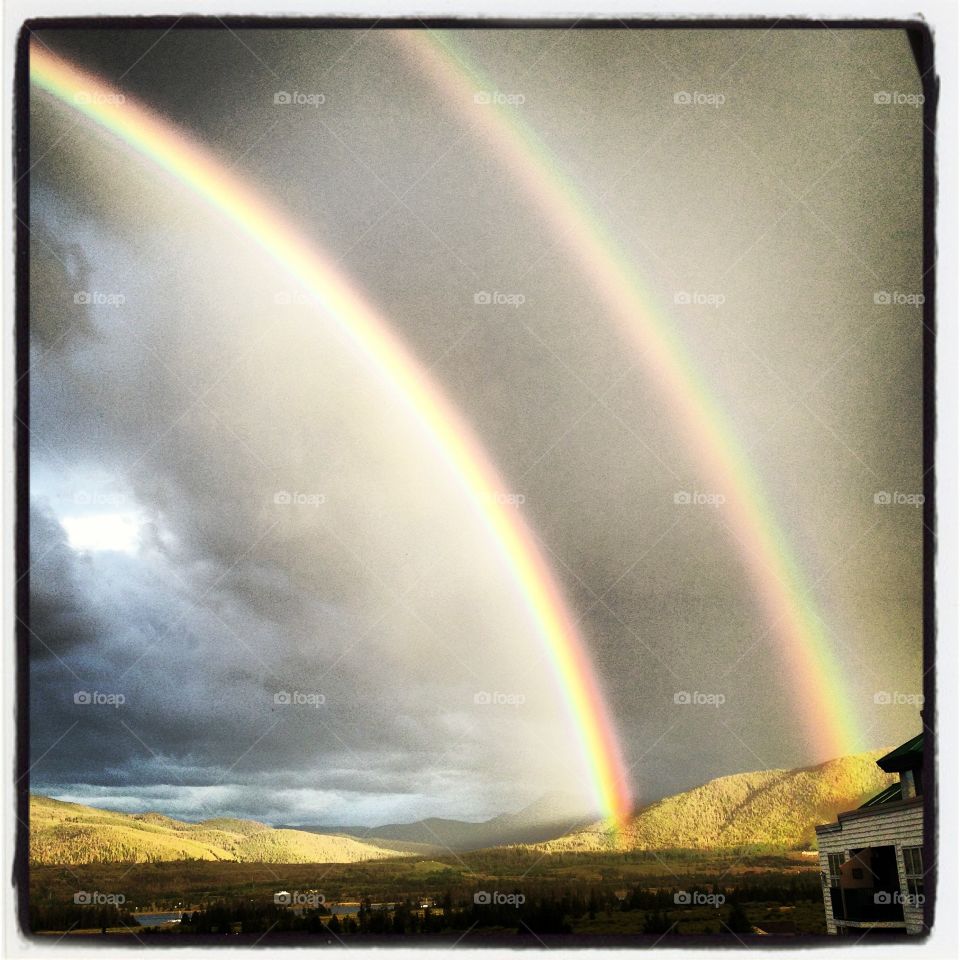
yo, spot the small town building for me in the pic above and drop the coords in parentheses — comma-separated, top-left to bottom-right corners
(815, 733, 925, 935)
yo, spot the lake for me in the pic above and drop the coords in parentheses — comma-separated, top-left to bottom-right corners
(134, 913, 182, 927)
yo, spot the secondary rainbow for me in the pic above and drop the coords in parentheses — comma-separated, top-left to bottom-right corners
(29, 44, 633, 829)
(396, 29, 857, 759)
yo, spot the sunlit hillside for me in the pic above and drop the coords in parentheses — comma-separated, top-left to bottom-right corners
(526, 751, 896, 854)
(29, 795, 411, 865)
(31, 751, 898, 865)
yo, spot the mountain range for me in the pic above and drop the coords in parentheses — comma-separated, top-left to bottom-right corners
(29, 795, 420, 865)
(287, 791, 592, 852)
(30, 750, 895, 864)
(527, 750, 895, 853)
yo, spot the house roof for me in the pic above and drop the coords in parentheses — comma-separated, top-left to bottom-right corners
(816, 791, 922, 833)
(859, 782, 902, 808)
(876, 733, 923, 772)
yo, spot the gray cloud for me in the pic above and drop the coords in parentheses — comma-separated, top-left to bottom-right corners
(26, 27, 925, 825)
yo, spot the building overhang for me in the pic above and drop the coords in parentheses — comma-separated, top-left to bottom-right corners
(877, 733, 924, 773)
(815, 795, 923, 835)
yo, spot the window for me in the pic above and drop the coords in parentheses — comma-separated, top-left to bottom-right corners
(902, 847, 924, 904)
(827, 853, 843, 888)
(900, 768, 924, 799)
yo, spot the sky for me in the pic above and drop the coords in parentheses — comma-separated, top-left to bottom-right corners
(27, 26, 925, 827)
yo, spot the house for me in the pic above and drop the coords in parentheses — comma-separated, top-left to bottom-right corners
(815, 732, 925, 935)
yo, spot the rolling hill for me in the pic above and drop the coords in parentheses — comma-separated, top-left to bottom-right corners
(31, 750, 898, 864)
(526, 750, 897, 854)
(29, 795, 416, 865)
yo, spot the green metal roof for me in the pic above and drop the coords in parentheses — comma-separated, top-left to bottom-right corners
(877, 733, 923, 772)
(859, 782, 903, 808)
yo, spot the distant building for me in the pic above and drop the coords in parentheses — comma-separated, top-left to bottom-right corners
(815, 733, 925, 935)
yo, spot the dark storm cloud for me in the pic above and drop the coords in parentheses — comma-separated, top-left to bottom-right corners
(28, 503, 102, 660)
(28, 502, 500, 821)
(26, 26, 926, 823)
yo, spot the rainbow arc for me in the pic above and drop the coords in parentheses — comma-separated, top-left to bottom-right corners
(397, 29, 855, 760)
(30, 43, 634, 829)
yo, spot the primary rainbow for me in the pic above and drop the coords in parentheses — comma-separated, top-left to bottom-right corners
(29, 44, 633, 829)
(396, 29, 858, 759)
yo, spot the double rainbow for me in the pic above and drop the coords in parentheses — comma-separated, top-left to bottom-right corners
(396, 30, 857, 760)
(29, 44, 634, 828)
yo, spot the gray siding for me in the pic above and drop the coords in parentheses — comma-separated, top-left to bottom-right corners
(815, 803, 924, 935)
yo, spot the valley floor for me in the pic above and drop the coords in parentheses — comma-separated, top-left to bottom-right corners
(28, 849, 830, 938)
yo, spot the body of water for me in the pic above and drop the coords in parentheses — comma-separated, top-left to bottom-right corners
(134, 913, 182, 927)
(330, 905, 360, 916)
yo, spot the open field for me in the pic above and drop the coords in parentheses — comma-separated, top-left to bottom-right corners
(28, 849, 827, 937)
